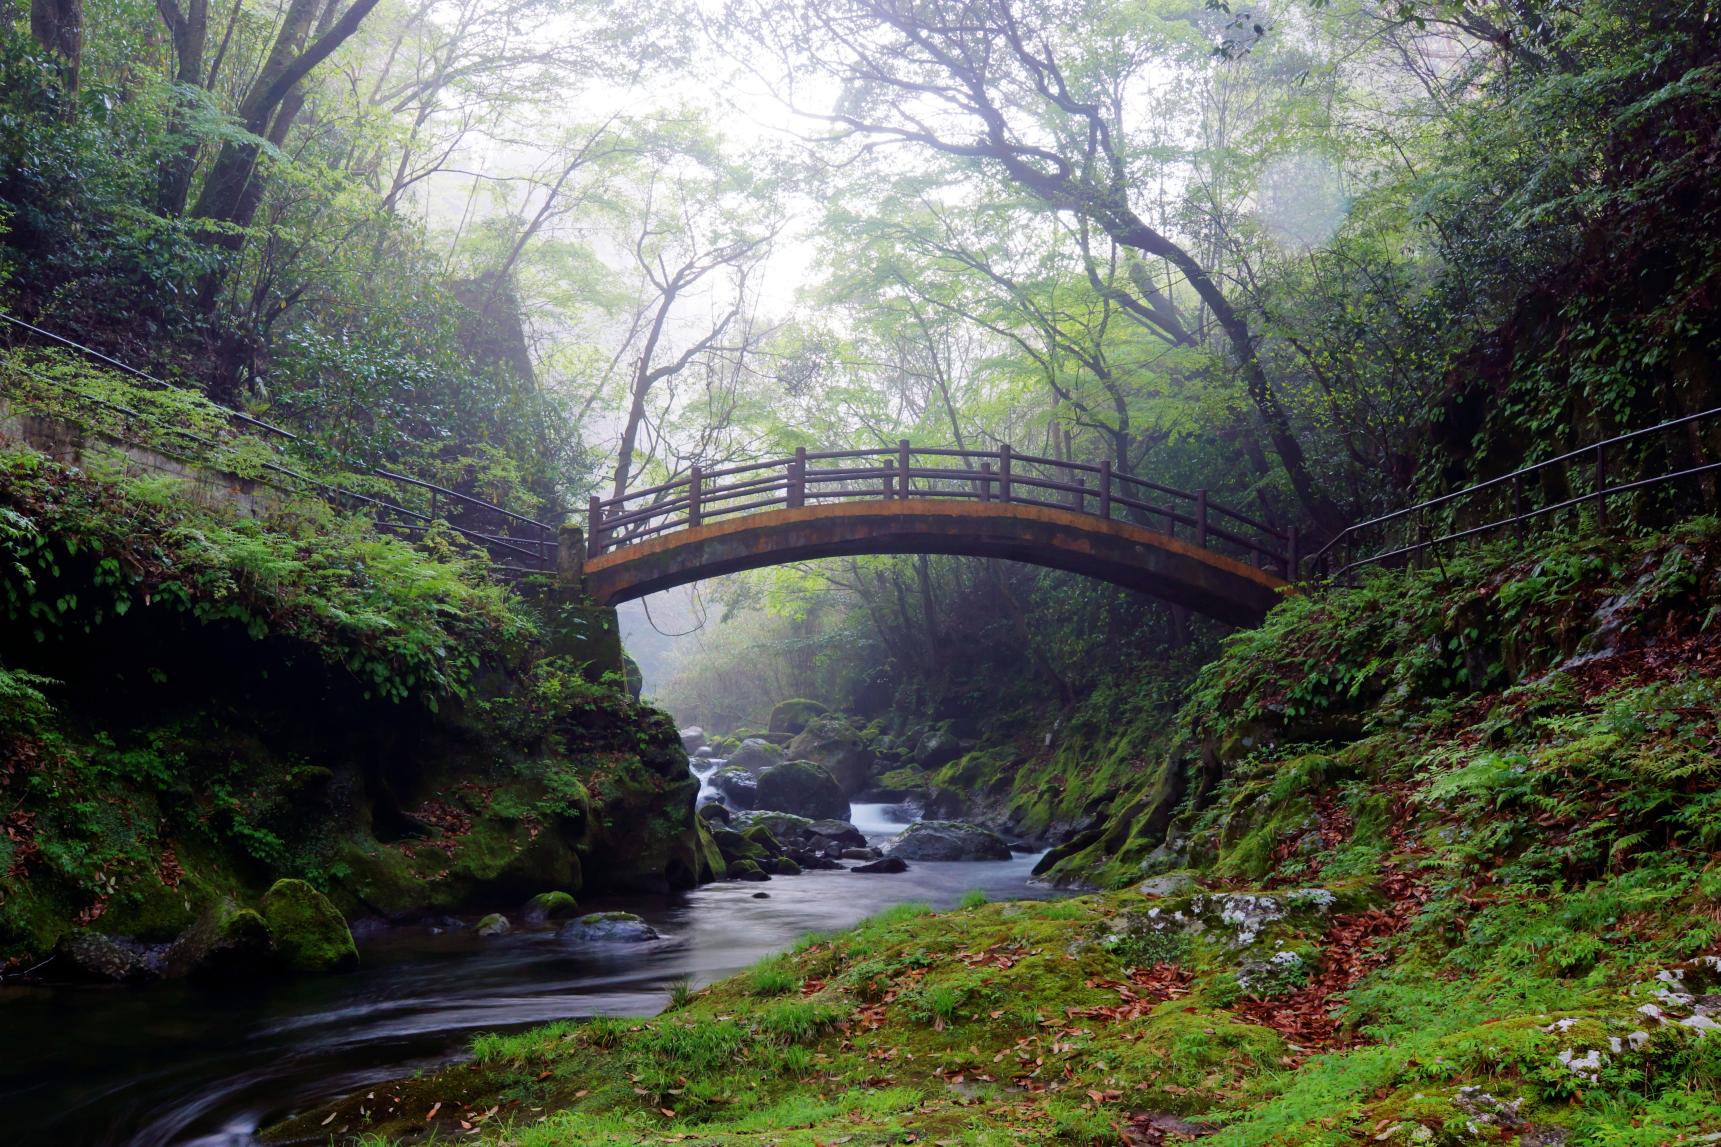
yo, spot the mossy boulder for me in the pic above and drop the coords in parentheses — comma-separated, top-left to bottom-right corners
(754, 760, 850, 820)
(261, 879, 358, 973)
(787, 714, 875, 794)
(522, 891, 579, 925)
(728, 738, 785, 773)
(476, 913, 511, 937)
(695, 817, 728, 882)
(741, 825, 785, 856)
(559, 911, 660, 944)
(883, 820, 1011, 861)
(710, 826, 769, 863)
(769, 856, 802, 875)
(768, 698, 829, 736)
(729, 859, 770, 882)
(710, 763, 760, 808)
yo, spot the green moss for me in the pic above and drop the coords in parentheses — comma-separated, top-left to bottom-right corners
(260, 879, 358, 973)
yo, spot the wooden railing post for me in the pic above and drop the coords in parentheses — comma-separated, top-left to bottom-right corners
(587, 495, 603, 559)
(999, 444, 1012, 503)
(1195, 489, 1209, 548)
(1097, 460, 1111, 520)
(788, 447, 806, 509)
(898, 439, 911, 500)
(1595, 443, 1608, 530)
(688, 465, 703, 526)
(979, 461, 993, 502)
(1072, 476, 1085, 511)
(882, 461, 893, 500)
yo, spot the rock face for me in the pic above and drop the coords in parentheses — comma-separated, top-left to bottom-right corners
(884, 820, 1012, 862)
(559, 912, 660, 944)
(787, 714, 875, 795)
(261, 879, 359, 972)
(755, 760, 850, 821)
(768, 698, 828, 736)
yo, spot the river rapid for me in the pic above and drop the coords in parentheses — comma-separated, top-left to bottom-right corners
(0, 797, 1062, 1146)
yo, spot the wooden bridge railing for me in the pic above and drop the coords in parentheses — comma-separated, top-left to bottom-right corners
(588, 441, 1297, 578)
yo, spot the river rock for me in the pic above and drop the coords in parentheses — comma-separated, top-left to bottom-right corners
(698, 802, 731, 824)
(730, 859, 770, 882)
(787, 714, 875, 794)
(476, 913, 511, 937)
(709, 764, 758, 808)
(852, 856, 908, 874)
(884, 820, 1012, 862)
(841, 847, 876, 860)
(728, 738, 785, 773)
(171, 904, 275, 978)
(55, 930, 164, 982)
(754, 760, 850, 821)
(912, 730, 966, 770)
(769, 856, 802, 875)
(679, 726, 706, 753)
(522, 891, 579, 925)
(262, 879, 359, 973)
(768, 698, 828, 736)
(742, 825, 785, 856)
(1138, 873, 1199, 898)
(559, 912, 660, 944)
(694, 745, 714, 759)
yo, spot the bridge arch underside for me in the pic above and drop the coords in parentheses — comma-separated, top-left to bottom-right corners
(584, 502, 1286, 627)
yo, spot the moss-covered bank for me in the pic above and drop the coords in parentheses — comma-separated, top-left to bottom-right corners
(269, 524, 1721, 1144)
(0, 445, 703, 975)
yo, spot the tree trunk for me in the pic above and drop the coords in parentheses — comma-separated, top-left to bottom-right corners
(154, 0, 208, 214)
(30, 0, 82, 102)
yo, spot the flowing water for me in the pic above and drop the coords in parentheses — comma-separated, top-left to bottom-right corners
(0, 801, 1061, 1146)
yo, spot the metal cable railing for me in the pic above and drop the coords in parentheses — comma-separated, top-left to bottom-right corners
(1305, 406, 1721, 580)
(0, 312, 559, 575)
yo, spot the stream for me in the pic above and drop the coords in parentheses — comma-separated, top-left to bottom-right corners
(0, 793, 1061, 1146)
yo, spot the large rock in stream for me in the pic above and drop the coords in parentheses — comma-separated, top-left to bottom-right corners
(884, 820, 1012, 862)
(754, 760, 849, 821)
(787, 714, 875, 795)
(559, 912, 661, 944)
(262, 879, 359, 972)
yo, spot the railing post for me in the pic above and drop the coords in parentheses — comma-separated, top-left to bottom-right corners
(1595, 443, 1607, 530)
(1512, 473, 1526, 541)
(688, 464, 703, 526)
(1097, 460, 1111, 520)
(429, 489, 438, 522)
(998, 444, 1013, 503)
(788, 447, 806, 509)
(1072, 476, 1084, 512)
(1195, 489, 1209, 548)
(587, 494, 603, 559)
(979, 461, 993, 502)
(898, 439, 911, 500)
(882, 462, 893, 500)
(1286, 526, 1299, 581)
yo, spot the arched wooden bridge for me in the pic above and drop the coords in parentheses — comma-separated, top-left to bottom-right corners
(577, 443, 1296, 626)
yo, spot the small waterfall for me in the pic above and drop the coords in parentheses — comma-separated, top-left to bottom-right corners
(690, 753, 724, 809)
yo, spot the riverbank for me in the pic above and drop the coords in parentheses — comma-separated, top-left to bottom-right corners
(265, 524, 1721, 1145)
(0, 444, 702, 980)
(0, 803, 1058, 1146)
